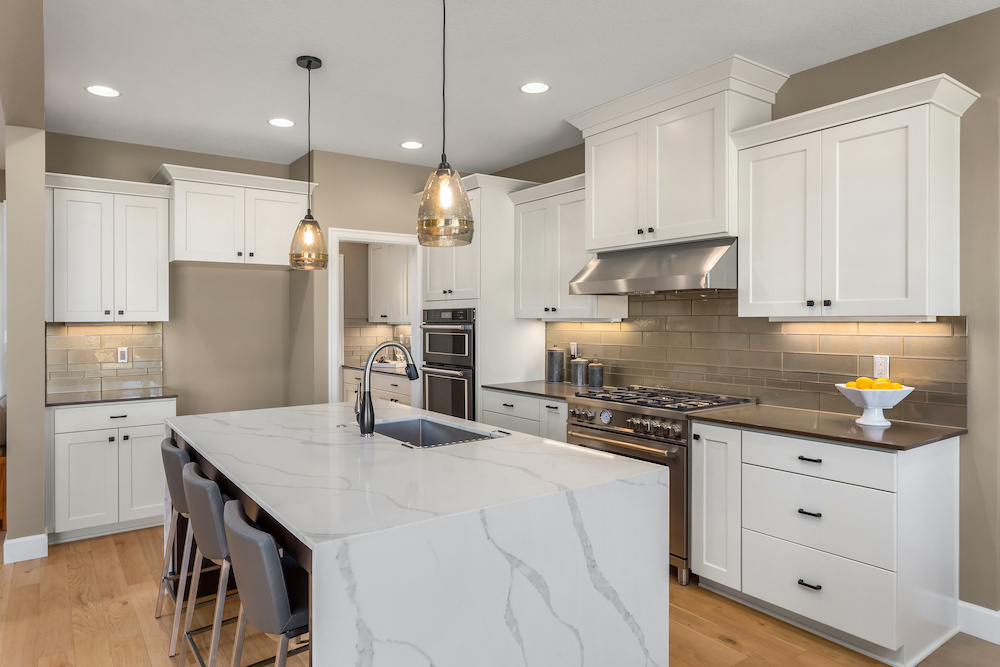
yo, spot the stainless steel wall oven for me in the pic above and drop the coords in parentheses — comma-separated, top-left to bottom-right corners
(421, 308, 476, 420)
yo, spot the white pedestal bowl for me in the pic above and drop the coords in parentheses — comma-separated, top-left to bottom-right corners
(836, 383, 914, 427)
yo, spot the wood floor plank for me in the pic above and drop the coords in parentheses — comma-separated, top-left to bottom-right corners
(40, 560, 72, 614)
(671, 604, 808, 664)
(65, 551, 107, 637)
(669, 620, 747, 666)
(1, 582, 42, 665)
(72, 629, 112, 667)
(37, 650, 76, 667)
(114, 530, 153, 587)
(110, 634, 153, 667)
(37, 608, 76, 659)
(90, 536, 129, 602)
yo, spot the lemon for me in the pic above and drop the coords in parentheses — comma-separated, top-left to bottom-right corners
(891, 382, 903, 389)
(872, 378, 892, 390)
(855, 377, 874, 389)
(845, 381, 858, 388)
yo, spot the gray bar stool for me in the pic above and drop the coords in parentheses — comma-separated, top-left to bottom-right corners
(223, 500, 310, 667)
(158, 438, 197, 657)
(179, 462, 239, 667)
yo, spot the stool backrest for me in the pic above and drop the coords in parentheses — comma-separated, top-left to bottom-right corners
(223, 500, 291, 635)
(160, 439, 191, 515)
(182, 462, 229, 561)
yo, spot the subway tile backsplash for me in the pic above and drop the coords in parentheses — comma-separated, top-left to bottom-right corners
(343, 319, 412, 369)
(547, 292, 967, 427)
(46, 322, 163, 394)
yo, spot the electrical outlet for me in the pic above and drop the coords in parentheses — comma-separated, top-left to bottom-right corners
(874, 355, 889, 378)
(118, 347, 129, 363)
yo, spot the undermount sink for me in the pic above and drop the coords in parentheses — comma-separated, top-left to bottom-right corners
(375, 417, 495, 448)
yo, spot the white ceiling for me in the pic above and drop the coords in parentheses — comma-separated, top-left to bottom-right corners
(42, 0, 1000, 175)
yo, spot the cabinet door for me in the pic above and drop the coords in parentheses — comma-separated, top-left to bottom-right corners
(54, 428, 120, 533)
(114, 195, 169, 321)
(737, 133, 823, 318)
(585, 120, 647, 252)
(549, 190, 603, 320)
(343, 381, 359, 404)
(648, 93, 728, 241)
(244, 188, 308, 266)
(422, 246, 455, 302)
(451, 191, 481, 300)
(539, 401, 568, 441)
(386, 244, 411, 324)
(53, 189, 115, 322)
(821, 107, 928, 317)
(690, 422, 742, 589)
(368, 243, 389, 323)
(514, 199, 548, 318)
(171, 181, 245, 263)
(118, 424, 167, 522)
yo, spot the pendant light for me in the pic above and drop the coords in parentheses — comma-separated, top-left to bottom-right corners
(289, 55, 329, 270)
(416, 0, 474, 247)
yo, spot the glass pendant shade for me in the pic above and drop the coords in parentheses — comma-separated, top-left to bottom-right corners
(417, 166, 474, 247)
(289, 213, 329, 270)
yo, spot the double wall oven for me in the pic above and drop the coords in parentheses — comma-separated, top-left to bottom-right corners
(421, 308, 476, 420)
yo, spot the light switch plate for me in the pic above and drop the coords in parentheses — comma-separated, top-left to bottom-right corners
(874, 355, 889, 378)
(118, 347, 128, 363)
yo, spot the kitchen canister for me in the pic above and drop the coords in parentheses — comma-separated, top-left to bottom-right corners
(546, 346, 565, 383)
(588, 361, 604, 388)
(570, 358, 589, 386)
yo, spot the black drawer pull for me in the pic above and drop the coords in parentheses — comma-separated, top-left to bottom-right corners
(545, 405, 560, 410)
(798, 509, 822, 518)
(551, 307, 557, 312)
(108, 436, 115, 442)
(798, 579, 822, 591)
(692, 433, 701, 440)
(823, 299, 832, 306)
(390, 383, 399, 388)
(118, 310, 124, 315)
(105, 310, 111, 315)
(249, 252, 254, 257)
(447, 289, 454, 294)
(122, 435, 130, 441)
(110, 415, 127, 419)
(637, 228, 644, 234)
(544, 307, 550, 312)
(806, 300, 815, 307)
(647, 227, 654, 233)
(237, 251, 243, 256)
(798, 455, 822, 463)
(502, 403, 514, 408)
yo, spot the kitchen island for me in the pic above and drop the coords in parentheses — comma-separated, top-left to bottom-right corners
(166, 401, 670, 666)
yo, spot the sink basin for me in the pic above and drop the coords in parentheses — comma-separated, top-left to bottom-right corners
(375, 417, 494, 448)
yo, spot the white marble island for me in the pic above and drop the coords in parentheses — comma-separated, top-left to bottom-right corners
(166, 401, 670, 666)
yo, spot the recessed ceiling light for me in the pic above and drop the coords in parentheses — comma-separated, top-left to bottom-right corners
(401, 141, 423, 150)
(86, 85, 120, 98)
(269, 118, 295, 128)
(520, 82, 549, 94)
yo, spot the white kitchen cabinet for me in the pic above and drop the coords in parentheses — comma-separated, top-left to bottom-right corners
(734, 75, 978, 320)
(422, 192, 481, 302)
(480, 389, 567, 441)
(511, 176, 627, 321)
(50, 178, 170, 322)
(539, 400, 568, 441)
(54, 427, 120, 533)
(342, 367, 412, 406)
(369, 243, 411, 324)
(689, 422, 742, 590)
(568, 57, 786, 253)
(118, 424, 169, 522)
(170, 181, 245, 263)
(244, 188, 309, 265)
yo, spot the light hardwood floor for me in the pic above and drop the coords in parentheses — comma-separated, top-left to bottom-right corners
(0, 527, 996, 666)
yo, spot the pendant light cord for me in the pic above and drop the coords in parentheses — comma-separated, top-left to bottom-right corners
(440, 0, 448, 168)
(307, 63, 313, 215)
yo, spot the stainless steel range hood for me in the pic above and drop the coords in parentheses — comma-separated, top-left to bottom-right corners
(569, 238, 737, 295)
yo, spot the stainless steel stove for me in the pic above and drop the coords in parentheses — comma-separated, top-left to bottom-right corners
(565, 385, 754, 585)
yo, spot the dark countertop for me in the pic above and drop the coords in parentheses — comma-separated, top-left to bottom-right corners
(343, 364, 408, 377)
(46, 387, 179, 407)
(481, 381, 587, 400)
(691, 404, 967, 451)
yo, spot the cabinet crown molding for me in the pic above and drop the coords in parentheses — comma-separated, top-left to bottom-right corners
(731, 74, 980, 150)
(153, 164, 316, 194)
(46, 172, 171, 198)
(508, 174, 585, 205)
(567, 55, 788, 137)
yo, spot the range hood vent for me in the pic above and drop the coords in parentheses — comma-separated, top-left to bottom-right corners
(569, 238, 737, 295)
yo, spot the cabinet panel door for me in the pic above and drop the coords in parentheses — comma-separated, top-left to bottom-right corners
(549, 190, 602, 319)
(118, 424, 167, 522)
(821, 107, 928, 317)
(422, 246, 455, 302)
(648, 93, 727, 241)
(172, 181, 245, 263)
(690, 422, 742, 589)
(481, 410, 541, 437)
(514, 199, 548, 318)
(54, 428, 120, 533)
(244, 188, 308, 266)
(738, 133, 823, 318)
(451, 191, 481, 300)
(368, 243, 389, 323)
(585, 121, 648, 251)
(386, 244, 411, 324)
(539, 401, 568, 441)
(114, 195, 169, 321)
(54, 189, 115, 322)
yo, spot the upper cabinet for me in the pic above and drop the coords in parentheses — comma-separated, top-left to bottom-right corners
(733, 75, 979, 320)
(423, 191, 482, 302)
(47, 174, 170, 322)
(154, 165, 312, 267)
(511, 176, 627, 321)
(368, 243, 411, 324)
(568, 56, 789, 253)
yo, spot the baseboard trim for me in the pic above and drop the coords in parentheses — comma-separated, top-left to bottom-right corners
(48, 516, 162, 545)
(959, 600, 1000, 645)
(3, 533, 49, 564)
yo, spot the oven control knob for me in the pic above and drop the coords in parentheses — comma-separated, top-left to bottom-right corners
(625, 418, 637, 429)
(571, 409, 582, 418)
(668, 424, 682, 437)
(650, 421, 662, 434)
(585, 411, 596, 421)
(640, 419, 651, 432)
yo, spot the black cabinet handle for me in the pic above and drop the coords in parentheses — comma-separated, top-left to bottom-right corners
(637, 229, 644, 234)
(798, 455, 822, 463)
(798, 509, 822, 518)
(118, 310, 124, 315)
(237, 251, 243, 257)
(249, 252, 254, 257)
(105, 310, 111, 315)
(110, 415, 127, 419)
(108, 436, 115, 442)
(545, 405, 560, 410)
(390, 383, 399, 388)
(798, 579, 822, 591)
(442, 290, 447, 294)
(806, 300, 815, 307)
(551, 307, 557, 312)
(692, 433, 701, 440)
(647, 227, 654, 233)
(823, 299, 832, 306)
(122, 435, 130, 441)
(502, 403, 514, 408)
(544, 307, 550, 312)
(448, 289, 453, 294)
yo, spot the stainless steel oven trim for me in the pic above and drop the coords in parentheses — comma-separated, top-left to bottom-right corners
(419, 365, 464, 377)
(423, 331, 471, 359)
(422, 367, 472, 420)
(567, 429, 679, 459)
(420, 324, 473, 332)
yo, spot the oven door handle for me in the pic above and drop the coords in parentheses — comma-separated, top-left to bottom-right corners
(420, 366, 466, 377)
(420, 324, 472, 332)
(568, 430, 677, 458)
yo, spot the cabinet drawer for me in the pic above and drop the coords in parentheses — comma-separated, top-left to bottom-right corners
(481, 411, 540, 437)
(54, 399, 176, 434)
(371, 389, 410, 406)
(482, 390, 540, 421)
(742, 464, 896, 570)
(371, 373, 410, 396)
(742, 430, 895, 492)
(743, 529, 898, 650)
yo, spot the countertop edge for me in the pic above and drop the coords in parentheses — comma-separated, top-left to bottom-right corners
(46, 390, 180, 407)
(481, 381, 581, 400)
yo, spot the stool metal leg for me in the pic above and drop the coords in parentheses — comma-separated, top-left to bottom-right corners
(177, 546, 205, 667)
(231, 604, 247, 667)
(207, 559, 231, 667)
(169, 522, 195, 657)
(156, 508, 180, 618)
(275, 634, 290, 667)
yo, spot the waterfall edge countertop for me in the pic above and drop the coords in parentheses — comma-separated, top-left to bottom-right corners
(46, 387, 179, 407)
(166, 401, 671, 665)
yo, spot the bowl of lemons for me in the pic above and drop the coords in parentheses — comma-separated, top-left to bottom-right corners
(835, 377, 914, 427)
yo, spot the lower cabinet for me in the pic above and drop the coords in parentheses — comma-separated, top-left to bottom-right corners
(342, 367, 412, 406)
(481, 389, 567, 440)
(689, 423, 742, 590)
(52, 399, 176, 536)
